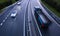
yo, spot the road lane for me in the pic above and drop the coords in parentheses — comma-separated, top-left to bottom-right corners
(0, 4, 23, 36)
(0, 0, 31, 36)
(30, 0, 60, 36)
(27, 0, 42, 36)
(40, 22, 60, 36)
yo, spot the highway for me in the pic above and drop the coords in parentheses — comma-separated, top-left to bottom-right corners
(30, 0, 60, 36)
(0, 0, 41, 36)
(0, 0, 60, 36)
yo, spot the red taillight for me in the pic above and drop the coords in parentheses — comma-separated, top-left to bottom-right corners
(42, 24, 44, 28)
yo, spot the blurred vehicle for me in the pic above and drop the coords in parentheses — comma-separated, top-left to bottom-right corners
(17, 2, 21, 5)
(11, 10, 17, 18)
(34, 6, 51, 28)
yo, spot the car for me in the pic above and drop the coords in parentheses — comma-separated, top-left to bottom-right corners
(11, 10, 17, 18)
(17, 2, 21, 5)
(34, 6, 41, 11)
(34, 6, 51, 28)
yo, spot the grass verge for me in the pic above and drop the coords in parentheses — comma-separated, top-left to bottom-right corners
(41, 1, 60, 17)
(0, 0, 17, 13)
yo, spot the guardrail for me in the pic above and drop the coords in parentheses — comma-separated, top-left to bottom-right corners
(40, 2, 60, 24)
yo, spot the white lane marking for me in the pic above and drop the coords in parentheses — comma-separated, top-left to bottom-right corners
(3, 20, 5, 23)
(2, 12, 10, 23)
(2, 11, 11, 24)
(7, 12, 11, 17)
(0, 23, 3, 26)
(9, 13, 11, 15)
(5, 17, 7, 20)
(7, 15, 9, 17)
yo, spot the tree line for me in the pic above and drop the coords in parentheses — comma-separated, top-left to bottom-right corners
(42, 0, 60, 12)
(0, 0, 18, 10)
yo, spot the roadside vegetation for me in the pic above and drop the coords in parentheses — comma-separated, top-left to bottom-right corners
(41, 0, 60, 17)
(0, 0, 18, 13)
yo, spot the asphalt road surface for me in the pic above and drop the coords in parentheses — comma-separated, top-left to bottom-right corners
(0, 0, 30, 36)
(0, 0, 60, 36)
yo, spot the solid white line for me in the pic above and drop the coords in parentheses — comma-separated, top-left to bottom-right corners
(23, 0, 29, 36)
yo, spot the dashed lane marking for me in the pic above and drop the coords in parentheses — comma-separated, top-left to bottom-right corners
(1, 12, 11, 26)
(5, 17, 7, 20)
(0, 23, 3, 26)
(3, 20, 5, 23)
